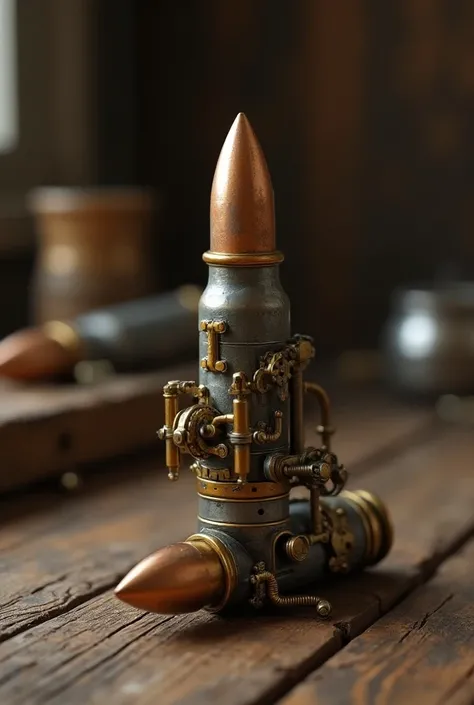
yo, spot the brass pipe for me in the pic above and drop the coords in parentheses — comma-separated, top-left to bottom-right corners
(253, 410, 283, 444)
(304, 382, 334, 451)
(232, 397, 251, 483)
(163, 391, 180, 480)
(212, 414, 234, 426)
(200, 320, 227, 372)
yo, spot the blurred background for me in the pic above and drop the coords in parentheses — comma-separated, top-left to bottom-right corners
(1, 0, 474, 364)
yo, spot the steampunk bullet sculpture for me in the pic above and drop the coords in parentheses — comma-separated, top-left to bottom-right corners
(115, 113, 393, 618)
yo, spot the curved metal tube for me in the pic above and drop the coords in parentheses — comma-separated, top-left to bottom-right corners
(251, 570, 331, 618)
(303, 382, 334, 451)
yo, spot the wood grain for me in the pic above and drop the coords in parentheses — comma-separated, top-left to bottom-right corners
(0, 423, 472, 705)
(0, 394, 432, 642)
(280, 540, 474, 705)
(0, 364, 195, 492)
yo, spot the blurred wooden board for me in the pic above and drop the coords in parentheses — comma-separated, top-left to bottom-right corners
(0, 364, 195, 492)
(0, 403, 472, 704)
(0, 364, 434, 492)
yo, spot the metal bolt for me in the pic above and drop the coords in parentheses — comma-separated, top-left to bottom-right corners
(173, 430, 184, 445)
(316, 600, 332, 618)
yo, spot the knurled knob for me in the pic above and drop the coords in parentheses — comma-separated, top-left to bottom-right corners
(285, 535, 310, 562)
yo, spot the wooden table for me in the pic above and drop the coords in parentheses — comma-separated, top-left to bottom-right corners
(1, 384, 473, 705)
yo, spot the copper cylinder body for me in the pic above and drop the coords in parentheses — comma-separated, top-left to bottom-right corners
(28, 187, 157, 324)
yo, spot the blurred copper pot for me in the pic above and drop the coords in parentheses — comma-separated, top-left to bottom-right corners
(28, 187, 157, 324)
(381, 282, 474, 397)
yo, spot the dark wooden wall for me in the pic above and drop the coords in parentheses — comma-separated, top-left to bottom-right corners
(4, 0, 474, 355)
(131, 0, 474, 355)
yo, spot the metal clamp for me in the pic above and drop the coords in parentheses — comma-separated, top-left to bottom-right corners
(200, 320, 227, 372)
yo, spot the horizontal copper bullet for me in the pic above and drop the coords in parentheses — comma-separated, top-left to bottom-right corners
(115, 541, 225, 614)
(210, 112, 276, 255)
(0, 286, 201, 382)
(0, 326, 81, 381)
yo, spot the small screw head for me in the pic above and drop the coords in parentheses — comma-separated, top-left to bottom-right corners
(215, 360, 227, 372)
(60, 471, 82, 492)
(317, 600, 332, 618)
(173, 430, 184, 445)
(318, 462, 331, 481)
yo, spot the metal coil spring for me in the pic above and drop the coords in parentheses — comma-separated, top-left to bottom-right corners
(254, 570, 331, 618)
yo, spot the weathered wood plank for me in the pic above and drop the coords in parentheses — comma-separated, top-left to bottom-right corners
(0, 462, 198, 640)
(280, 539, 474, 705)
(0, 392, 434, 642)
(0, 364, 195, 492)
(0, 425, 472, 705)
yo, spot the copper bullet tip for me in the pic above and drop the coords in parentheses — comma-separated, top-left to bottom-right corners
(210, 112, 276, 255)
(115, 541, 226, 614)
(0, 327, 80, 381)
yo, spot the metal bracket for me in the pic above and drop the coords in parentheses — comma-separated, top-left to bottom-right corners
(200, 320, 227, 373)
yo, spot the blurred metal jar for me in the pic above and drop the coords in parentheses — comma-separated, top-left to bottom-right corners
(28, 187, 157, 324)
(381, 283, 474, 397)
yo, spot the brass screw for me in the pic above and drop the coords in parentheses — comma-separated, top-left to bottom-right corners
(173, 430, 185, 445)
(319, 463, 330, 482)
(60, 471, 82, 492)
(316, 600, 332, 618)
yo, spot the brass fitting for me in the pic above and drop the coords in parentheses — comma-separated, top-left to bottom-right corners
(253, 410, 283, 444)
(200, 320, 227, 372)
(229, 372, 252, 484)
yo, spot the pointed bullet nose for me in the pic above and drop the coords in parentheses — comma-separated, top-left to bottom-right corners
(115, 541, 226, 614)
(210, 112, 275, 255)
(0, 328, 79, 380)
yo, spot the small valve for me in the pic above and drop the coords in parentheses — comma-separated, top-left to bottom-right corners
(284, 535, 310, 562)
